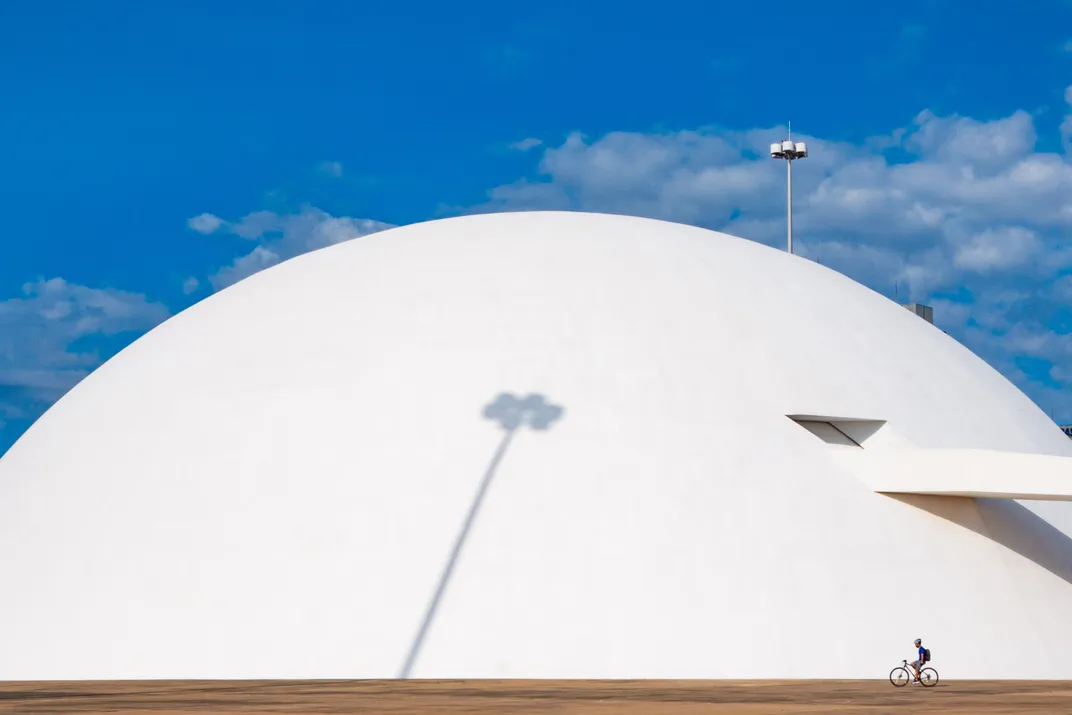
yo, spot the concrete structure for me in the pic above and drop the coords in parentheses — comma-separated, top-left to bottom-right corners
(903, 302, 934, 324)
(0, 210, 1071, 681)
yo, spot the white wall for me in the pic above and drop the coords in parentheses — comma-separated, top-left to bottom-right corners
(0, 211, 1070, 680)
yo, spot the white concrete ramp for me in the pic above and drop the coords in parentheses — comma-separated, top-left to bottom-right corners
(790, 416, 1072, 501)
(837, 449, 1072, 501)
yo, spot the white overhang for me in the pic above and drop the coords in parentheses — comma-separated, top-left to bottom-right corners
(789, 416, 1072, 501)
(834, 449, 1072, 501)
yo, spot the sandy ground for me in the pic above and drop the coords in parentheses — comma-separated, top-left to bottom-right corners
(0, 680, 1070, 714)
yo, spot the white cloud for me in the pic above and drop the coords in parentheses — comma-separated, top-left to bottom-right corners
(228, 210, 280, 240)
(904, 109, 1037, 173)
(187, 213, 224, 234)
(510, 138, 542, 151)
(952, 227, 1042, 273)
(0, 278, 169, 426)
(195, 206, 395, 291)
(318, 161, 344, 178)
(2, 207, 387, 434)
(210, 246, 281, 291)
(477, 95, 1072, 420)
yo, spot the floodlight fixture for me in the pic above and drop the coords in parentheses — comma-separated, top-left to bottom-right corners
(770, 124, 808, 254)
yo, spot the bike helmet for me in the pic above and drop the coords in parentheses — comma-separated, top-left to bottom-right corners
(914, 638, 922, 645)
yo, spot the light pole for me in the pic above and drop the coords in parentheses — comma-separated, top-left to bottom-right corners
(770, 128, 808, 254)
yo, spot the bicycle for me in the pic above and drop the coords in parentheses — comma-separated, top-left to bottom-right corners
(890, 659, 938, 687)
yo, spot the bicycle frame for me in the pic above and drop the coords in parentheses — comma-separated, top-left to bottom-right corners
(891, 659, 938, 688)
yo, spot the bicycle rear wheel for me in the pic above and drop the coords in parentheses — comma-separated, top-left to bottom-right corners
(889, 667, 910, 687)
(920, 667, 938, 687)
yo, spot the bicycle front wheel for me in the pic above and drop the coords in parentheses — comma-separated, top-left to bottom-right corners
(920, 668, 939, 687)
(890, 667, 911, 687)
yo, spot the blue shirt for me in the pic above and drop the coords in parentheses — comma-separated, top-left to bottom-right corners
(919, 646, 926, 660)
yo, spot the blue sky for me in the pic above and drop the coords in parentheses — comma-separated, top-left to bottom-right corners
(2, 0, 1072, 452)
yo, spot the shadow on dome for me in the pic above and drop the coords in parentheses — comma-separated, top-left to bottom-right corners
(398, 392, 565, 678)
(891, 494, 1072, 586)
(483, 392, 565, 431)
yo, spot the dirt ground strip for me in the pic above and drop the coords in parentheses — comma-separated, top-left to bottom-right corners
(0, 679, 1070, 714)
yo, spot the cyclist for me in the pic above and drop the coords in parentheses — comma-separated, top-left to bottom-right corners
(911, 639, 927, 683)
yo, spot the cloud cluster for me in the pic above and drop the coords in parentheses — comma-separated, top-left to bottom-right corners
(0, 278, 169, 427)
(1, 205, 386, 438)
(510, 137, 543, 152)
(480, 88, 1072, 419)
(186, 206, 395, 290)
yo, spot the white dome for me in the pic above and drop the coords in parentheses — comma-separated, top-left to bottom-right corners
(1, 210, 1071, 680)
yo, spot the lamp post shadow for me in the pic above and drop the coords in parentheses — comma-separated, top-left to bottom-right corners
(398, 392, 564, 679)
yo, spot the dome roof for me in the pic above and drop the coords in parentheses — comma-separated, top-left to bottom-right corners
(1, 210, 1071, 680)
